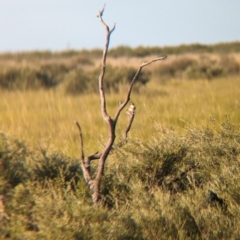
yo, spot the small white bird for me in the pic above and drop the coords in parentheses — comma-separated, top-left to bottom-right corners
(126, 103, 136, 116)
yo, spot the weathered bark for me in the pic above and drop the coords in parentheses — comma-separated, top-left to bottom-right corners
(76, 5, 167, 203)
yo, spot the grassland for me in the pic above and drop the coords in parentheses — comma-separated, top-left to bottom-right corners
(1, 46, 240, 239)
(0, 76, 239, 156)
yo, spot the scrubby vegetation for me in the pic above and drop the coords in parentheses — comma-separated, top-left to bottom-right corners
(1, 118, 240, 239)
(64, 65, 150, 95)
(153, 54, 240, 80)
(0, 40, 240, 238)
(1, 42, 240, 93)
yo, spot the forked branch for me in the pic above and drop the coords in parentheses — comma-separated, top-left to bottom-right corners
(76, 5, 167, 203)
(114, 56, 167, 121)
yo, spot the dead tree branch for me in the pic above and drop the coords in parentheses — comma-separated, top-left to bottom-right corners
(97, 5, 116, 122)
(75, 121, 91, 182)
(123, 103, 136, 140)
(76, 5, 167, 203)
(114, 56, 166, 122)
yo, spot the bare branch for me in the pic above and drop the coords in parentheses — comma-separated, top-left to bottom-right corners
(97, 5, 116, 33)
(85, 152, 102, 173)
(141, 56, 167, 67)
(75, 121, 85, 163)
(75, 121, 91, 182)
(114, 56, 167, 122)
(75, 121, 101, 203)
(97, 6, 116, 123)
(96, 3, 106, 18)
(123, 103, 136, 140)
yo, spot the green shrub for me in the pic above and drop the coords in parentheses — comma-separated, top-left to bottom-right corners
(0, 133, 81, 192)
(184, 63, 224, 80)
(154, 57, 196, 80)
(64, 69, 95, 94)
(99, 65, 150, 93)
(74, 55, 94, 66)
(1, 118, 240, 239)
(64, 65, 150, 95)
(152, 54, 239, 81)
(183, 55, 240, 80)
(0, 67, 40, 90)
(36, 63, 70, 88)
(0, 133, 33, 190)
(109, 45, 133, 58)
(219, 55, 240, 76)
(0, 64, 70, 91)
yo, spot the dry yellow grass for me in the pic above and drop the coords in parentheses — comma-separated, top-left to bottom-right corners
(1, 77, 239, 157)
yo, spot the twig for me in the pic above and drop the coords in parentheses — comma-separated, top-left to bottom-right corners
(114, 56, 167, 122)
(75, 121, 91, 182)
(123, 103, 136, 140)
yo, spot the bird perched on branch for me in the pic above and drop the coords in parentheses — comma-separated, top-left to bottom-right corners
(126, 103, 136, 116)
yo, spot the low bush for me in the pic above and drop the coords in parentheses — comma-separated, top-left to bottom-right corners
(153, 54, 240, 81)
(36, 63, 70, 88)
(1, 118, 240, 239)
(154, 56, 196, 80)
(64, 69, 96, 95)
(64, 65, 150, 95)
(184, 55, 240, 80)
(0, 64, 69, 90)
(97, 65, 150, 93)
(0, 48, 239, 92)
(0, 66, 49, 90)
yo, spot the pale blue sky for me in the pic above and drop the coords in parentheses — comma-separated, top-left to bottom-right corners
(0, 0, 240, 52)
